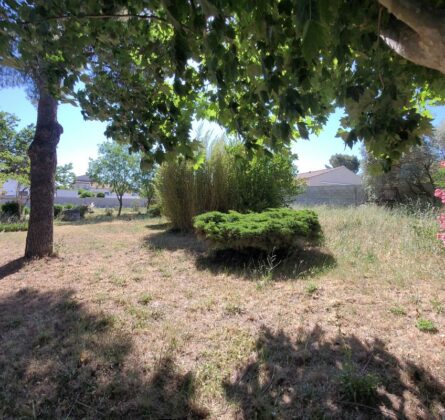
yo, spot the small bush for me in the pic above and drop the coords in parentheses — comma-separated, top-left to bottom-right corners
(416, 318, 438, 333)
(54, 204, 64, 218)
(305, 282, 318, 295)
(339, 367, 380, 404)
(64, 203, 74, 210)
(147, 203, 161, 218)
(194, 208, 322, 252)
(96, 192, 105, 198)
(1, 201, 20, 217)
(78, 189, 94, 198)
(105, 207, 114, 217)
(76, 205, 89, 218)
(0, 222, 28, 232)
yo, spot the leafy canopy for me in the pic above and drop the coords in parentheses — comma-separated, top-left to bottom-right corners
(1, 1, 445, 167)
(0, 112, 33, 187)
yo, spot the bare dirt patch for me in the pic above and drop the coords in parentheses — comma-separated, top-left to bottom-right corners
(0, 206, 444, 418)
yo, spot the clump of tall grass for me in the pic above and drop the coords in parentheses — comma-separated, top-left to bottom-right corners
(155, 130, 302, 231)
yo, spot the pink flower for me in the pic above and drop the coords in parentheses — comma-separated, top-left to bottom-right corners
(437, 232, 445, 245)
(435, 188, 445, 204)
(440, 161, 445, 168)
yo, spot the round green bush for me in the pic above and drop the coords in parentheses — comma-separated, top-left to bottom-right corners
(147, 203, 162, 218)
(1, 201, 20, 217)
(54, 204, 64, 218)
(194, 208, 322, 252)
(96, 192, 105, 198)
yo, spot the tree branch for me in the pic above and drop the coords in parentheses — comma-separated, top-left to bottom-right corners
(378, 0, 444, 33)
(379, 2, 445, 74)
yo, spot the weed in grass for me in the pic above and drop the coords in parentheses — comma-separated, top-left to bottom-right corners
(430, 298, 444, 314)
(92, 292, 108, 304)
(339, 356, 380, 404)
(416, 318, 438, 333)
(53, 239, 65, 256)
(159, 267, 172, 278)
(109, 275, 127, 287)
(365, 251, 377, 263)
(127, 304, 164, 328)
(389, 305, 407, 316)
(132, 275, 143, 283)
(189, 298, 217, 313)
(196, 328, 255, 399)
(224, 303, 244, 316)
(139, 293, 153, 305)
(305, 282, 318, 295)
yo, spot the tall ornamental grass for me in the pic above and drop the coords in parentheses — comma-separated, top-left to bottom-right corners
(155, 136, 302, 231)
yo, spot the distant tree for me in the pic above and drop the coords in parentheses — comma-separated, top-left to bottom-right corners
(88, 142, 140, 216)
(328, 154, 360, 174)
(137, 169, 156, 210)
(362, 133, 445, 203)
(55, 163, 76, 189)
(0, 112, 34, 217)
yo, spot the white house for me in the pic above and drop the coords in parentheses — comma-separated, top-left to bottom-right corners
(297, 166, 362, 186)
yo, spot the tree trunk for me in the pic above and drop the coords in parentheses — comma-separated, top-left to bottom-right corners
(117, 195, 123, 216)
(25, 91, 63, 258)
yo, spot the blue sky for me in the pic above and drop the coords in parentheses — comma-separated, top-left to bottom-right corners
(1, 87, 444, 175)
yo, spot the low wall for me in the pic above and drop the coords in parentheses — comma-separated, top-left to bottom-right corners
(54, 197, 147, 208)
(292, 185, 365, 207)
(1, 196, 147, 209)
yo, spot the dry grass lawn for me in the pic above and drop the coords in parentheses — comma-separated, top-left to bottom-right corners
(0, 205, 444, 419)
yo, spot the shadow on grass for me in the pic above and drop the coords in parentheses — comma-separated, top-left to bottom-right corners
(224, 325, 445, 419)
(0, 257, 26, 280)
(0, 288, 208, 418)
(57, 213, 152, 226)
(196, 247, 336, 280)
(144, 230, 335, 280)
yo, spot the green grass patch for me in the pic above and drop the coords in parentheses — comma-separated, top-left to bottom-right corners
(416, 318, 438, 333)
(389, 305, 407, 316)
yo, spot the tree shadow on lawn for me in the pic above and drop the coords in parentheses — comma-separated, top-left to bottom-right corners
(224, 325, 445, 419)
(0, 288, 208, 419)
(57, 212, 151, 226)
(144, 230, 336, 280)
(0, 257, 26, 280)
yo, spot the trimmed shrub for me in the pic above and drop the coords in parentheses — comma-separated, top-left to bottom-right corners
(96, 192, 105, 198)
(0, 222, 28, 232)
(76, 205, 89, 218)
(147, 203, 162, 218)
(1, 201, 20, 217)
(54, 204, 64, 218)
(194, 208, 322, 252)
(64, 204, 74, 209)
(78, 189, 94, 198)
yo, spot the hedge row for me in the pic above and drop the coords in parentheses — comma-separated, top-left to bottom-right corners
(0, 222, 28, 232)
(194, 208, 322, 252)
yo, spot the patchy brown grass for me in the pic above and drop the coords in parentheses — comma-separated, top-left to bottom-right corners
(0, 205, 444, 419)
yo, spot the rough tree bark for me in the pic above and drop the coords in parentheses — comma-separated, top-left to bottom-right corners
(25, 90, 63, 258)
(378, 0, 445, 74)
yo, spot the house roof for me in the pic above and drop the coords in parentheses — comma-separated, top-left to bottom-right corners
(75, 175, 92, 182)
(297, 166, 345, 179)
